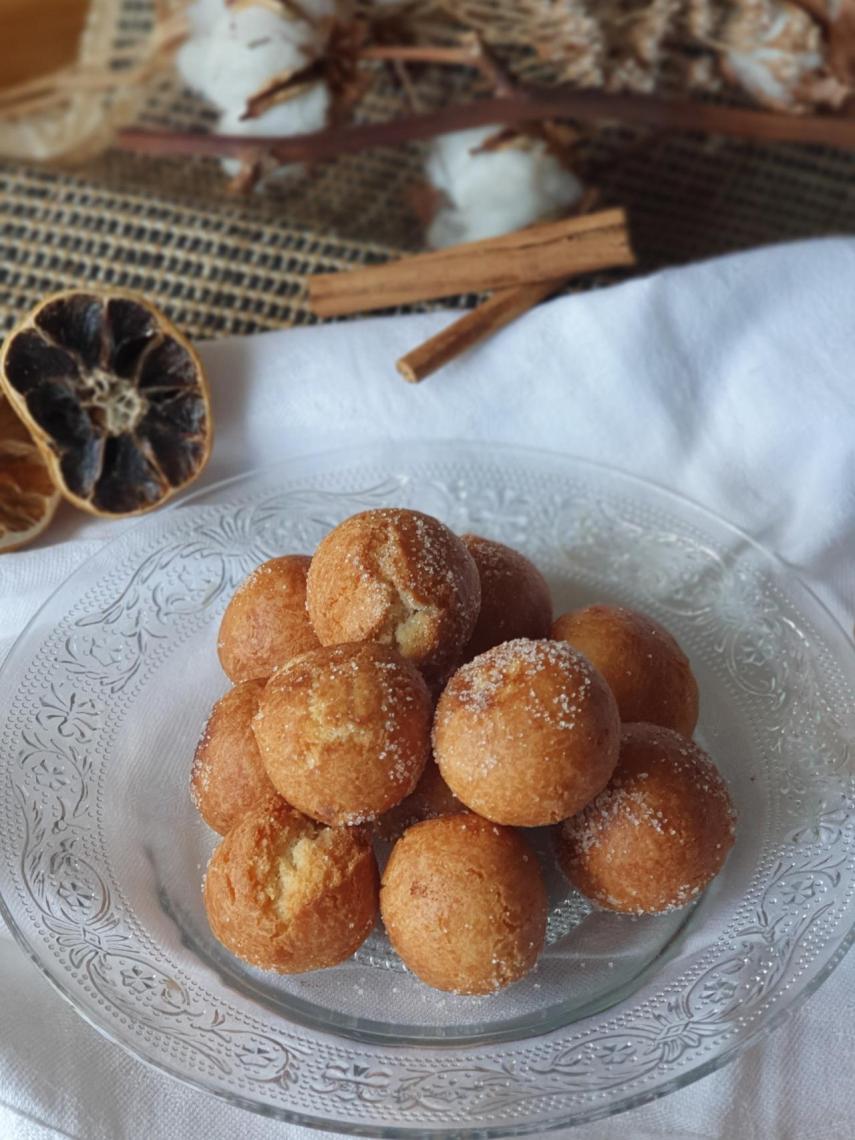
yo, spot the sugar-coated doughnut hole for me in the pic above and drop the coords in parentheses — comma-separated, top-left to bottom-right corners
(460, 533, 552, 659)
(204, 797, 379, 972)
(551, 604, 699, 737)
(380, 813, 548, 994)
(556, 722, 736, 915)
(218, 555, 319, 683)
(253, 642, 432, 826)
(433, 639, 620, 827)
(191, 679, 277, 835)
(306, 508, 480, 685)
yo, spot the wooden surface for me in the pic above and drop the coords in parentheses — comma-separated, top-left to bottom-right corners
(0, 0, 88, 88)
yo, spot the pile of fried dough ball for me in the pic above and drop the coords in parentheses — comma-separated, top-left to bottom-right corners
(192, 508, 736, 996)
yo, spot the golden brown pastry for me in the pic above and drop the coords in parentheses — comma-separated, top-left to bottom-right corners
(373, 758, 463, 842)
(253, 642, 432, 826)
(433, 639, 620, 827)
(218, 555, 319, 683)
(556, 722, 736, 915)
(305, 508, 480, 685)
(191, 679, 277, 835)
(460, 533, 552, 658)
(380, 813, 547, 994)
(551, 604, 699, 737)
(204, 797, 379, 972)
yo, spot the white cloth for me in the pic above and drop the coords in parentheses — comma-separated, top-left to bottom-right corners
(1, 238, 854, 1140)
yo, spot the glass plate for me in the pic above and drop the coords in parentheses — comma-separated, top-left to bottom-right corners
(1, 442, 853, 1137)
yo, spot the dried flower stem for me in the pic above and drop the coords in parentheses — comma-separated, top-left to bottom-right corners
(360, 44, 485, 66)
(393, 61, 424, 113)
(361, 35, 515, 95)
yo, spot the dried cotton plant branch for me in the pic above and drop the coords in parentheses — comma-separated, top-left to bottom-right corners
(118, 83, 855, 165)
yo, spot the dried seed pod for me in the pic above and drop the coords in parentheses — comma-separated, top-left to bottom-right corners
(0, 290, 212, 518)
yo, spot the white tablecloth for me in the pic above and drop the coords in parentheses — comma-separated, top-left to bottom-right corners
(1, 238, 853, 1139)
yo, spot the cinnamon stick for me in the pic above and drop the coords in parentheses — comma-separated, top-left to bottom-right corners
(308, 208, 632, 318)
(396, 279, 565, 383)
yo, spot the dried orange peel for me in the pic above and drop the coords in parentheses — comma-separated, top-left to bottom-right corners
(0, 290, 212, 519)
(0, 395, 60, 553)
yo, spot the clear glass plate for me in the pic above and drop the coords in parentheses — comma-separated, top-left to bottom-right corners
(1, 442, 853, 1136)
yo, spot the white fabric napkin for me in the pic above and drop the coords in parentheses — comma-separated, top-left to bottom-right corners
(1, 237, 854, 1140)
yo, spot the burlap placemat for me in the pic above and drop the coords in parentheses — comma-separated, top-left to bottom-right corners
(2, 0, 855, 340)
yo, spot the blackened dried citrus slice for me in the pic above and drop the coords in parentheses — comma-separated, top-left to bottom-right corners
(0, 395, 60, 552)
(0, 291, 212, 518)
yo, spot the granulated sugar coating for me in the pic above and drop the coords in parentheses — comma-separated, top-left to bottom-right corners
(252, 642, 432, 826)
(551, 604, 699, 737)
(557, 722, 737, 915)
(433, 639, 621, 826)
(305, 509, 480, 686)
(380, 813, 548, 995)
(218, 554, 320, 683)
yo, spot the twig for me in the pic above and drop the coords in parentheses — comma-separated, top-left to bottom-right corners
(393, 60, 424, 114)
(227, 156, 264, 194)
(462, 33, 516, 97)
(361, 34, 516, 96)
(117, 84, 855, 164)
(359, 44, 487, 66)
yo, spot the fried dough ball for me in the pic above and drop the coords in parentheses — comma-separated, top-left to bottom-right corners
(551, 605, 699, 737)
(190, 679, 277, 835)
(556, 723, 736, 915)
(218, 555, 319, 683)
(204, 797, 378, 972)
(380, 814, 547, 994)
(433, 639, 620, 827)
(373, 758, 463, 842)
(460, 534, 552, 658)
(306, 509, 480, 685)
(252, 642, 432, 826)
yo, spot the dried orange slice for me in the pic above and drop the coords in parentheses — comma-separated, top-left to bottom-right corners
(0, 291, 212, 518)
(0, 395, 60, 552)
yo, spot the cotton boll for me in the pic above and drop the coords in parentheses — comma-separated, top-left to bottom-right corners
(425, 127, 584, 249)
(177, 5, 329, 113)
(426, 127, 494, 203)
(217, 85, 331, 179)
(720, 0, 847, 110)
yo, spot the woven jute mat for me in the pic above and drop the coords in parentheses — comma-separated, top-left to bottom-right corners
(3, 0, 855, 340)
